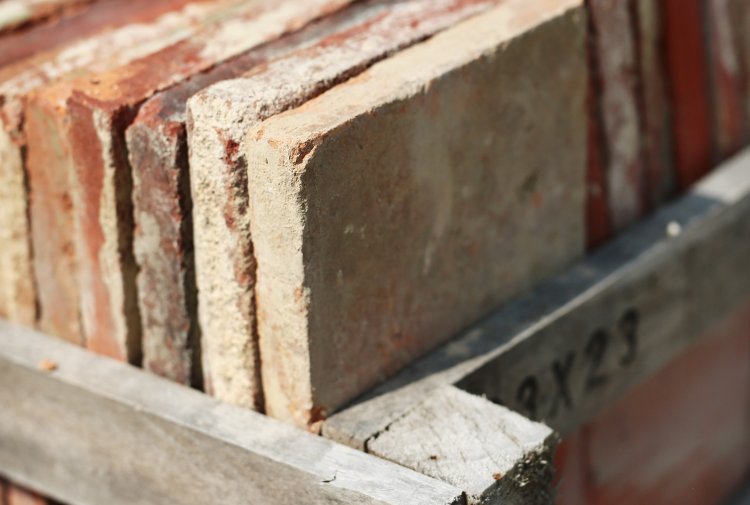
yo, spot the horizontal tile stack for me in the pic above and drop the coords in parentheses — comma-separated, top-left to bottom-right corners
(0, 0, 749, 501)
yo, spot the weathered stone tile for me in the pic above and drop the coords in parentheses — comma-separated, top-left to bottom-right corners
(729, 0, 750, 138)
(586, 0, 675, 248)
(241, 0, 587, 426)
(187, 0, 498, 411)
(588, 0, 645, 231)
(39, 0, 353, 363)
(127, 0, 406, 387)
(706, 0, 746, 161)
(7, 0, 249, 338)
(585, 6, 612, 250)
(661, 0, 713, 188)
(635, 0, 674, 210)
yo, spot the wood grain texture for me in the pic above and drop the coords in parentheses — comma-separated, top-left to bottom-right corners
(325, 145, 750, 444)
(0, 320, 464, 505)
(367, 385, 557, 505)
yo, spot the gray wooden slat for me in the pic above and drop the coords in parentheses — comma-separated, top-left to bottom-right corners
(0, 321, 464, 505)
(366, 384, 558, 505)
(324, 146, 750, 449)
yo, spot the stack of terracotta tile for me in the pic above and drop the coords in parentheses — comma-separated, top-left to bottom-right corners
(0, 0, 749, 503)
(0, 0, 588, 424)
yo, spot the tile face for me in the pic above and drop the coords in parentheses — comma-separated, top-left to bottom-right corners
(661, 0, 713, 189)
(127, 0, 424, 387)
(10, 0, 248, 341)
(585, 0, 674, 242)
(187, 0, 500, 411)
(0, 0, 237, 332)
(588, 0, 645, 231)
(635, 0, 674, 210)
(730, 0, 750, 137)
(706, 0, 745, 162)
(242, 0, 587, 426)
(26, 0, 353, 362)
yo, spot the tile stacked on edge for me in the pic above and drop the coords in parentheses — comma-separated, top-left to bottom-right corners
(661, 0, 714, 189)
(586, 0, 679, 247)
(144, 0, 499, 403)
(730, 0, 750, 136)
(706, 0, 745, 160)
(587, 0, 646, 232)
(126, 0, 377, 389)
(25, 0, 354, 365)
(0, 0, 242, 329)
(189, 0, 587, 427)
(634, 0, 674, 211)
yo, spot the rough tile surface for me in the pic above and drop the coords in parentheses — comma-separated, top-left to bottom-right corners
(244, 0, 587, 425)
(188, 0, 497, 410)
(13, 0, 248, 340)
(127, 0, 416, 386)
(588, 0, 645, 230)
(49, 0, 353, 362)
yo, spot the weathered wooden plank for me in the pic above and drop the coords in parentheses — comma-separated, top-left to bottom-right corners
(187, 0, 500, 411)
(244, 0, 587, 426)
(366, 385, 557, 505)
(0, 320, 464, 505)
(324, 145, 750, 446)
(456, 153, 750, 434)
(557, 298, 750, 505)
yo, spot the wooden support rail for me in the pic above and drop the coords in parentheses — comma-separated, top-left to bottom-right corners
(0, 323, 465, 505)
